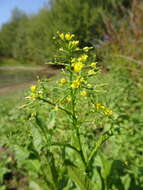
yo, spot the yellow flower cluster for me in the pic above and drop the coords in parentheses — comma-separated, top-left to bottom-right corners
(30, 85, 43, 100)
(30, 85, 37, 100)
(31, 85, 36, 92)
(96, 103, 113, 116)
(71, 54, 88, 73)
(65, 33, 75, 40)
(59, 33, 64, 40)
(68, 40, 79, 48)
(78, 54, 88, 62)
(104, 108, 113, 116)
(73, 62, 84, 73)
(71, 77, 84, 88)
(58, 32, 75, 41)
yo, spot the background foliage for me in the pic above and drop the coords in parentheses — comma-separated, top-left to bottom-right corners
(0, 0, 134, 63)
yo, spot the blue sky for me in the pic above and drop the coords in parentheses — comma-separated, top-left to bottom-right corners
(0, 0, 48, 26)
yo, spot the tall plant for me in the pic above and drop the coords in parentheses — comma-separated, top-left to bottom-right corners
(24, 32, 117, 189)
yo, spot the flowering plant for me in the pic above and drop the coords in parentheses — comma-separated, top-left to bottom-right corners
(26, 32, 116, 189)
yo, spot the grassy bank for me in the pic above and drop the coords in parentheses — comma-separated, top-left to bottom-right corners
(0, 55, 143, 189)
(0, 58, 39, 67)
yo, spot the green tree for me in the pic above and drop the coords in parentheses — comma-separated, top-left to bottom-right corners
(0, 8, 27, 57)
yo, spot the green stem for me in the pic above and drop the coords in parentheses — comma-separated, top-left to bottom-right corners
(39, 97, 76, 120)
(75, 122, 87, 167)
(50, 142, 80, 155)
(69, 70, 87, 168)
(35, 115, 49, 144)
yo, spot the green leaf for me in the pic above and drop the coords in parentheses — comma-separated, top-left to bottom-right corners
(13, 145, 29, 167)
(67, 165, 91, 190)
(99, 154, 113, 180)
(24, 159, 41, 173)
(121, 174, 131, 190)
(31, 125, 43, 153)
(29, 181, 43, 190)
(92, 168, 102, 190)
(47, 111, 56, 129)
(41, 152, 58, 190)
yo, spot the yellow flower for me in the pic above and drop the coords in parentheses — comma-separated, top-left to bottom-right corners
(71, 80, 80, 88)
(83, 46, 93, 52)
(69, 40, 79, 48)
(72, 41, 79, 46)
(60, 78, 67, 85)
(59, 33, 64, 40)
(71, 54, 88, 66)
(88, 70, 96, 75)
(77, 77, 85, 83)
(31, 85, 36, 92)
(78, 54, 88, 62)
(96, 103, 106, 110)
(104, 108, 113, 116)
(73, 62, 84, 73)
(80, 90, 87, 96)
(87, 84, 92, 88)
(71, 77, 84, 88)
(65, 33, 75, 40)
(66, 96, 72, 102)
(100, 105, 106, 109)
(96, 103, 113, 115)
(90, 62, 97, 68)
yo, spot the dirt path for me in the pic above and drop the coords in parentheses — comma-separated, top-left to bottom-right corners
(0, 82, 34, 95)
(0, 66, 45, 71)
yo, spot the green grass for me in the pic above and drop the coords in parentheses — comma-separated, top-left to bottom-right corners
(0, 89, 26, 109)
(0, 58, 40, 67)
(0, 58, 24, 67)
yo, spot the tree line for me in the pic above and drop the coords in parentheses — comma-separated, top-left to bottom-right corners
(0, 0, 131, 64)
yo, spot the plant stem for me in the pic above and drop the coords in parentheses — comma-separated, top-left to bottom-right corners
(50, 142, 80, 155)
(39, 97, 76, 119)
(70, 70, 87, 168)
